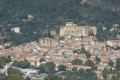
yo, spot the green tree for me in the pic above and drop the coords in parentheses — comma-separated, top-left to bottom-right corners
(108, 59, 114, 67)
(0, 0, 120, 46)
(58, 65, 67, 71)
(72, 59, 83, 65)
(112, 74, 116, 80)
(44, 62, 56, 80)
(79, 44, 91, 58)
(86, 53, 91, 58)
(116, 58, 120, 70)
(0, 57, 6, 68)
(38, 64, 45, 73)
(12, 60, 31, 69)
(44, 62, 55, 72)
(102, 68, 109, 75)
(39, 58, 45, 62)
(73, 50, 78, 53)
(78, 68, 84, 75)
(1, 67, 26, 80)
(84, 59, 94, 67)
(95, 56, 101, 63)
(102, 73, 107, 80)
(52, 75, 58, 80)
(72, 67, 77, 72)
(80, 44, 86, 54)
(26, 77, 31, 80)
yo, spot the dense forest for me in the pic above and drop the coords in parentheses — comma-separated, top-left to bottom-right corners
(0, 0, 120, 45)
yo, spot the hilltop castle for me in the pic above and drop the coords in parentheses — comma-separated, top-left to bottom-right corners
(60, 22, 97, 37)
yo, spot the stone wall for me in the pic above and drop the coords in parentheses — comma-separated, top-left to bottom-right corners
(60, 22, 96, 37)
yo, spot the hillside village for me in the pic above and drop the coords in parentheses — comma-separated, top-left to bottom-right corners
(0, 22, 120, 80)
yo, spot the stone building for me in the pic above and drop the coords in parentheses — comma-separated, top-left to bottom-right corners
(39, 38, 58, 47)
(60, 22, 97, 37)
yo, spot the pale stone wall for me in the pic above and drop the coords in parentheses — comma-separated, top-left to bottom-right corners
(60, 27, 65, 36)
(90, 26, 97, 35)
(39, 38, 58, 46)
(60, 22, 97, 37)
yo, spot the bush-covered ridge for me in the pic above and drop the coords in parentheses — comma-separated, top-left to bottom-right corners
(0, 0, 120, 45)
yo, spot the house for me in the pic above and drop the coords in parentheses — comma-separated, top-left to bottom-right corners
(97, 74, 103, 80)
(39, 38, 58, 47)
(107, 40, 120, 48)
(96, 64, 106, 71)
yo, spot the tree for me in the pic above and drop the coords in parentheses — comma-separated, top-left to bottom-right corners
(52, 75, 58, 80)
(44, 62, 56, 80)
(0, 0, 120, 46)
(86, 69, 92, 72)
(86, 53, 91, 58)
(84, 59, 94, 67)
(38, 64, 45, 73)
(58, 65, 66, 71)
(39, 58, 45, 62)
(79, 44, 91, 58)
(72, 59, 83, 65)
(0, 56, 11, 68)
(73, 50, 78, 53)
(12, 60, 31, 69)
(2, 67, 26, 80)
(112, 74, 116, 80)
(72, 67, 77, 72)
(0, 57, 6, 68)
(7, 67, 23, 75)
(80, 44, 86, 54)
(102, 73, 107, 80)
(78, 68, 84, 75)
(116, 58, 120, 70)
(102, 68, 109, 75)
(29, 65, 37, 69)
(26, 77, 31, 80)
(64, 67, 98, 80)
(44, 62, 55, 72)
(91, 65, 97, 70)
(95, 56, 101, 63)
(108, 59, 114, 67)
